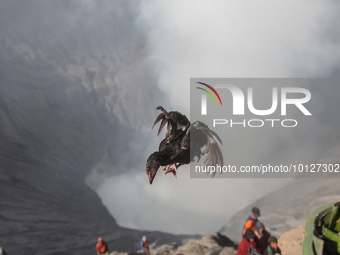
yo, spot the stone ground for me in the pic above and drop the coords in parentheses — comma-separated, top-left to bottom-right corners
(107, 232, 237, 255)
(278, 225, 305, 255)
(107, 227, 308, 255)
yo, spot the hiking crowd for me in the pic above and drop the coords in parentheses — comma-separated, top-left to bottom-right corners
(95, 209, 280, 255)
(237, 207, 282, 255)
(2, 209, 279, 255)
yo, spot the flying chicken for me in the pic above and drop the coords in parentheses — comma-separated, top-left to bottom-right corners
(145, 106, 223, 184)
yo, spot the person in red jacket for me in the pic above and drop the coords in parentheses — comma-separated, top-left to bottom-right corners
(96, 237, 109, 255)
(237, 229, 260, 255)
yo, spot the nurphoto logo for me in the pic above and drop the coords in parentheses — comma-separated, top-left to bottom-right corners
(196, 81, 312, 128)
(190, 78, 340, 179)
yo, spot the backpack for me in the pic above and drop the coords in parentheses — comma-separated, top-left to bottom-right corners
(247, 245, 261, 255)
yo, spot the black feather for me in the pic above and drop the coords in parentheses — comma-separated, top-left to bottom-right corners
(145, 106, 224, 183)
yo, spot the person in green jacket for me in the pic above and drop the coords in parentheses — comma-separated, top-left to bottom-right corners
(263, 236, 282, 255)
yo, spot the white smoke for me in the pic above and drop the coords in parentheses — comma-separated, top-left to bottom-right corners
(97, 0, 340, 235)
(137, 0, 340, 111)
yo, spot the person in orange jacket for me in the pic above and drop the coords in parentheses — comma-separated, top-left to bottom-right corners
(242, 207, 261, 239)
(96, 237, 109, 255)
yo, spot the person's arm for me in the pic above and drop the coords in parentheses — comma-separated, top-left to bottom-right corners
(249, 221, 261, 238)
(254, 229, 261, 238)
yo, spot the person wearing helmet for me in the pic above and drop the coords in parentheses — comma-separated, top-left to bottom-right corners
(96, 237, 109, 255)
